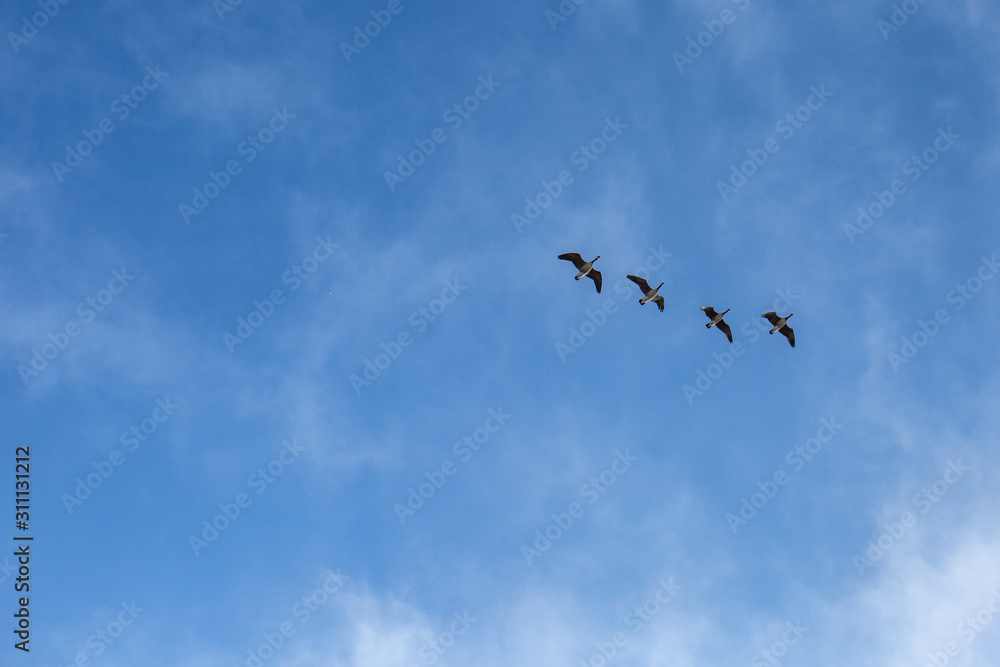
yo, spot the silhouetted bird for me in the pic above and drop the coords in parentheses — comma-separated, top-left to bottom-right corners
(558, 253, 602, 293)
(627, 275, 664, 312)
(762, 312, 795, 348)
(701, 307, 733, 343)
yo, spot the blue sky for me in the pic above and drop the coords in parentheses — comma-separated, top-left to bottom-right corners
(2, 0, 1000, 665)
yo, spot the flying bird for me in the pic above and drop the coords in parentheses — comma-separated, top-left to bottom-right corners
(701, 307, 733, 343)
(762, 312, 795, 348)
(627, 275, 664, 312)
(558, 253, 602, 293)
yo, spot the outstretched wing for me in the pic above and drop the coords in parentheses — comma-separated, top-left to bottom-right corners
(717, 319, 733, 343)
(702, 306, 719, 320)
(781, 326, 795, 348)
(653, 295, 665, 312)
(627, 274, 652, 294)
(558, 253, 585, 270)
(761, 311, 781, 326)
(586, 269, 602, 293)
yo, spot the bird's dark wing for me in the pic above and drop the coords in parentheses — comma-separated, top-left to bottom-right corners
(653, 295, 665, 312)
(781, 326, 795, 348)
(558, 253, 585, 270)
(761, 311, 780, 326)
(627, 274, 652, 293)
(587, 269, 602, 293)
(702, 306, 718, 320)
(717, 320, 733, 343)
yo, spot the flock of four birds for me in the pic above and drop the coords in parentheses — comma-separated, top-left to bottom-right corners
(558, 253, 796, 348)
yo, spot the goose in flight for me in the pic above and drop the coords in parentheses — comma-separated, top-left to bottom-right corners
(762, 312, 795, 348)
(627, 275, 664, 312)
(558, 253, 602, 293)
(701, 307, 733, 343)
